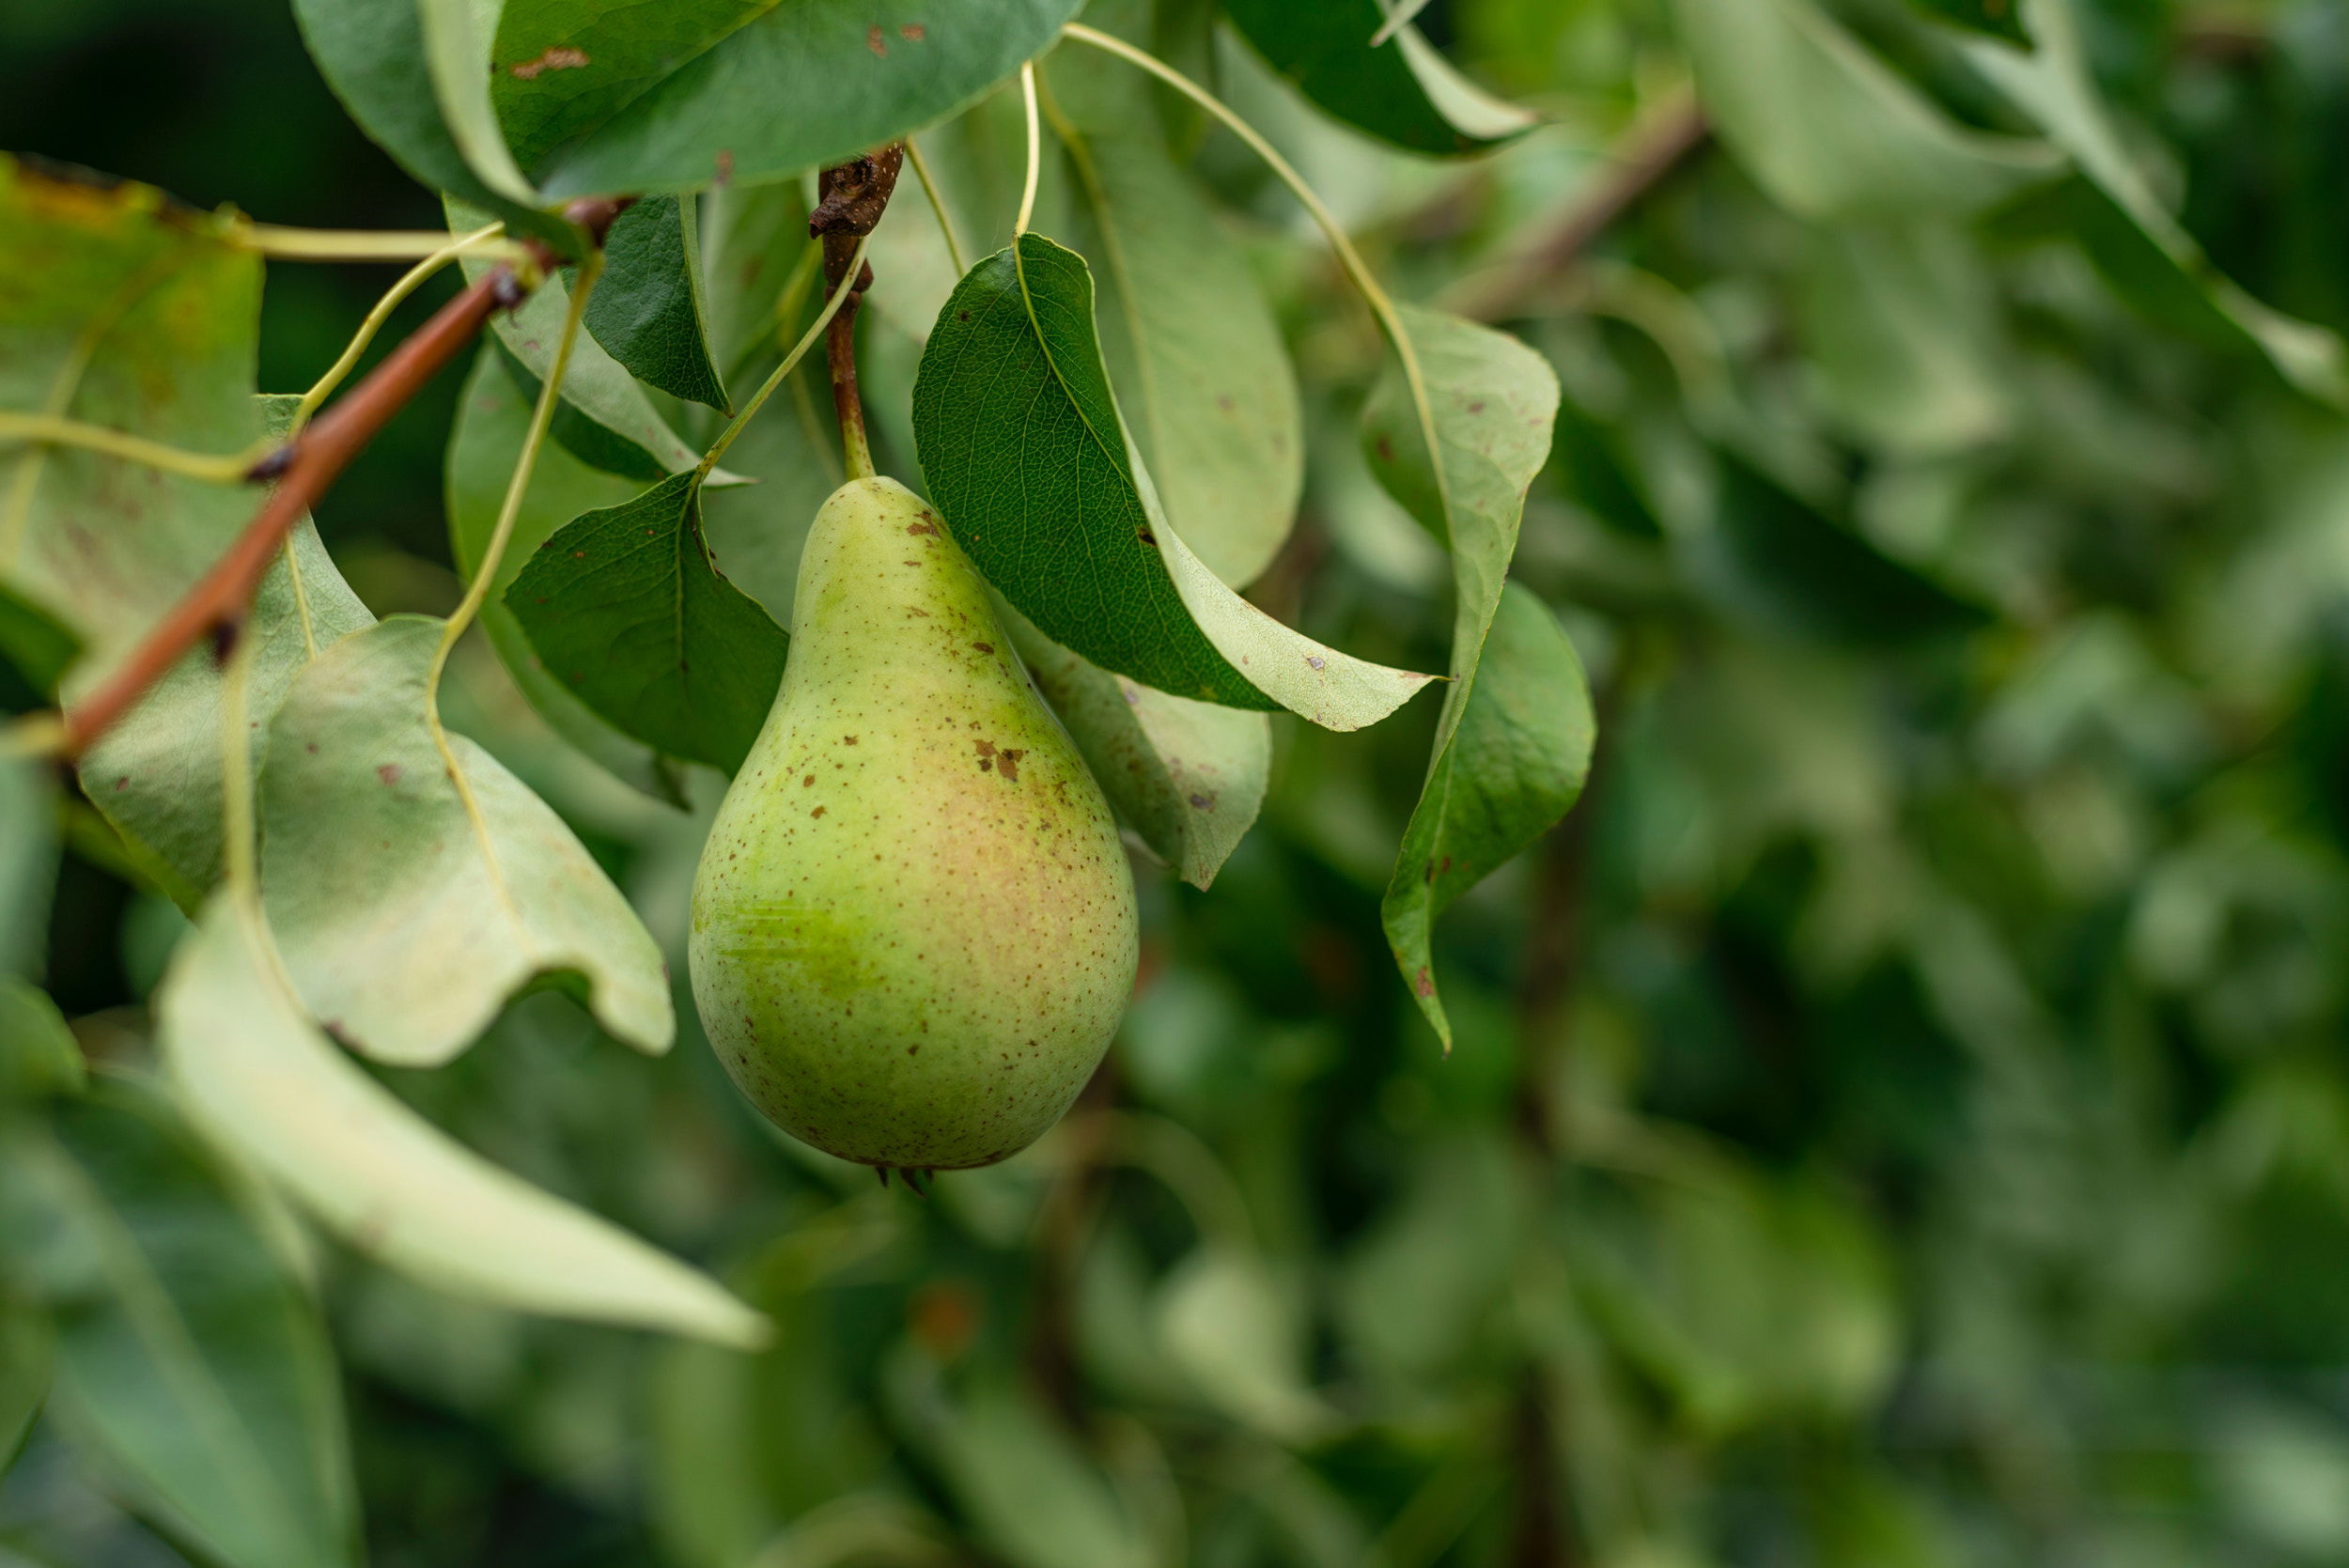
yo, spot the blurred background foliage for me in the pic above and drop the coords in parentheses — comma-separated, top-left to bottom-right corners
(12, 0, 2349, 1565)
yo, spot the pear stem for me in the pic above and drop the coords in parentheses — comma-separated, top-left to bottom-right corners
(812, 147, 904, 483)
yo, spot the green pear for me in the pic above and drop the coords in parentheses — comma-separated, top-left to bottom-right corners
(690, 475, 1138, 1171)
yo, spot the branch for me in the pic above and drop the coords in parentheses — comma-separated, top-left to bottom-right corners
(1442, 93, 1709, 322)
(811, 145, 902, 483)
(58, 197, 628, 758)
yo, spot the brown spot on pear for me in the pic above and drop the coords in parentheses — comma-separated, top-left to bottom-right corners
(689, 476, 1138, 1170)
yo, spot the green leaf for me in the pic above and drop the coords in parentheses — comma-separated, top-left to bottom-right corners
(1222, 0, 1537, 156)
(1, 751, 57, 982)
(1156, 1247, 1326, 1441)
(258, 616, 674, 1067)
(930, 1379, 1150, 1568)
(1362, 304, 1565, 1042)
(159, 893, 769, 1348)
(490, 0, 1082, 196)
(1963, 0, 2348, 406)
(912, 235, 1432, 729)
(446, 349, 688, 802)
(0, 162, 373, 894)
(584, 194, 729, 413)
(1700, 451, 1991, 644)
(0, 581, 80, 696)
(1797, 223, 2010, 456)
(1382, 586, 1592, 1037)
(1007, 609, 1269, 889)
(0, 1302, 46, 1480)
(0, 1074, 358, 1568)
(291, 0, 567, 251)
(1044, 86, 1302, 587)
(449, 198, 728, 483)
(1668, 0, 2062, 220)
(0, 978, 84, 1100)
(506, 471, 790, 773)
(1908, 0, 2029, 44)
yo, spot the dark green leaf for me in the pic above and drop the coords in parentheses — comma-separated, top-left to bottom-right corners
(258, 617, 675, 1066)
(0, 752, 56, 983)
(584, 194, 729, 412)
(1222, 0, 1537, 157)
(1044, 81, 1302, 586)
(1362, 304, 1563, 1042)
(446, 349, 688, 801)
(1702, 451, 1991, 644)
(290, 0, 568, 251)
(0, 1301, 46, 1481)
(911, 235, 1430, 729)
(491, 0, 1087, 197)
(0, 1074, 358, 1568)
(1908, 0, 2029, 43)
(0, 582, 79, 696)
(506, 470, 789, 773)
(0, 978, 83, 1100)
(1670, 0, 2061, 219)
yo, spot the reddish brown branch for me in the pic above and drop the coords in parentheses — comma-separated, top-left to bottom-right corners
(58, 197, 628, 759)
(811, 147, 901, 476)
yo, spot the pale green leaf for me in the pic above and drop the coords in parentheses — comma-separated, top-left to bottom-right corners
(1008, 609, 1268, 890)
(930, 1380, 1150, 1568)
(258, 616, 673, 1067)
(417, 0, 539, 205)
(1, 751, 56, 981)
(159, 894, 768, 1348)
(1798, 223, 2011, 455)
(1156, 1247, 1326, 1441)
(1363, 306, 1568, 1043)
(1670, 0, 2063, 220)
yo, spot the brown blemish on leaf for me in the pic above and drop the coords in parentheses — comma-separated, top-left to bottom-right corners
(377, 764, 402, 785)
(899, 23, 926, 40)
(509, 46, 589, 79)
(1375, 435, 1395, 461)
(1136, 528, 1157, 546)
(1414, 967, 1434, 998)
(1189, 792, 1214, 810)
(715, 148, 734, 185)
(1467, 399, 1486, 414)
(1307, 655, 1326, 670)
(867, 24, 887, 54)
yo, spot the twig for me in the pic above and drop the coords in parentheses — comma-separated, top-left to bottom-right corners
(810, 146, 902, 483)
(58, 197, 628, 758)
(1441, 93, 1709, 322)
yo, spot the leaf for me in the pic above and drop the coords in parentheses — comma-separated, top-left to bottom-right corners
(1361, 305, 1565, 1042)
(490, 0, 1088, 197)
(929, 1379, 1150, 1568)
(0, 978, 84, 1100)
(1222, 0, 1537, 156)
(506, 470, 790, 772)
(1044, 87, 1302, 587)
(0, 581, 79, 695)
(1797, 223, 2010, 456)
(1699, 451, 1991, 644)
(1, 751, 56, 982)
(0, 1074, 358, 1568)
(583, 194, 729, 412)
(449, 198, 727, 484)
(159, 893, 768, 1348)
(912, 235, 1432, 730)
(1156, 1247, 1326, 1441)
(291, 0, 567, 251)
(1382, 587, 1593, 1037)
(1907, 0, 2029, 44)
(0, 163, 374, 894)
(1668, 0, 2062, 220)
(445, 349, 687, 801)
(1008, 610, 1269, 889)
(257, 616, 674, 1067)
(1963, 0, 2348, 406)
(415, 0, 540, 204)
(0, 1302, 46, 1479)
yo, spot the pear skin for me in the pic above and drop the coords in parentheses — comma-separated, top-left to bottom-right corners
(690, 476, 1139, 1170)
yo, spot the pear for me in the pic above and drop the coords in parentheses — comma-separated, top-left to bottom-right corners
(690, 475, 1139, 1171)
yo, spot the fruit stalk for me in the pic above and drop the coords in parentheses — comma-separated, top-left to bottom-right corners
(809, 146, 904, 481)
